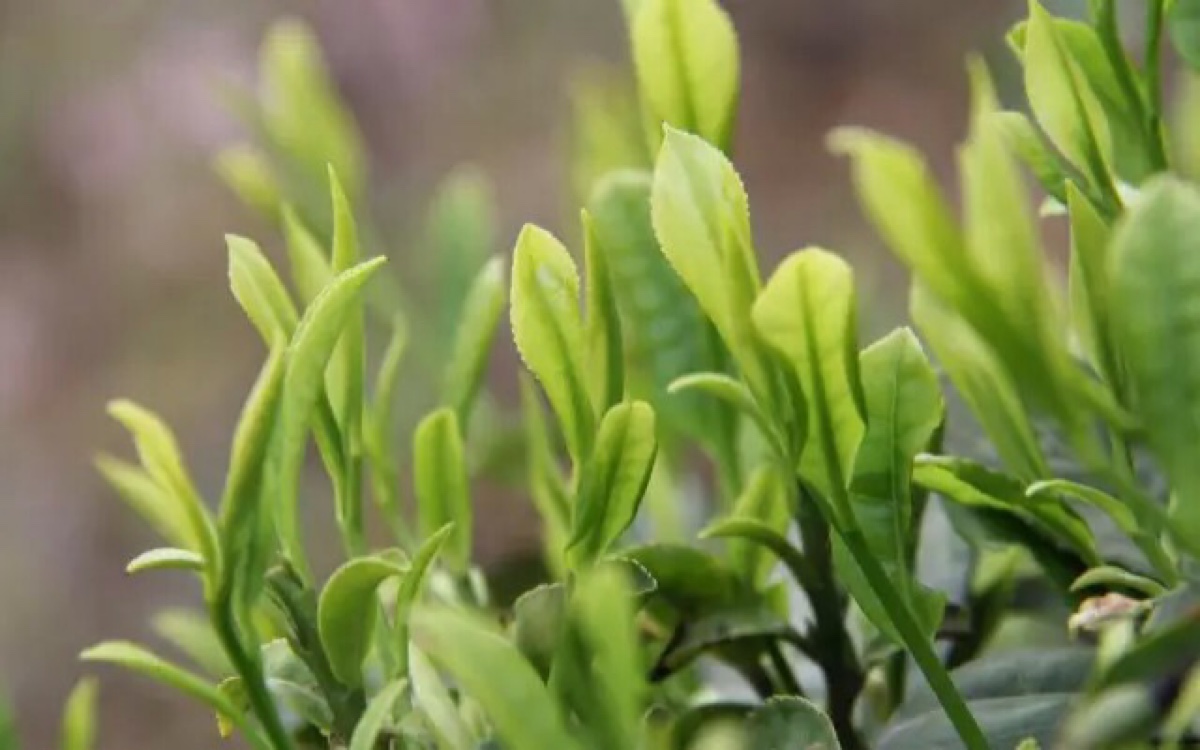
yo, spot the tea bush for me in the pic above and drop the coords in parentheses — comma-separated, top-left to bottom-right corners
(18, 0, 1200, 748)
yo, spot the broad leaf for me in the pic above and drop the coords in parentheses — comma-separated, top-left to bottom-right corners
(413, 409, 472, 573)
(317, 554, 407, 686)
(569, 400, 658, 567)
(630, 0, 739, 150)
(881, 648, 1093, 750)
(411, 606, 579, 750)
(510, 224, 593, 462)
(1109, 177, 1200, 544)
(752, 248, 864, 519)
(747, 697, 840, 750)
(651, 127, 773, 403)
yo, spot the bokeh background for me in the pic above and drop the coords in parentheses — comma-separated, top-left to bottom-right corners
(0, 0, 1090, 747)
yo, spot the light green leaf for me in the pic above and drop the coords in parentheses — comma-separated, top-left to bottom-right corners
(752, 249, 864, 518)
(227, 235, 298, 344)
(411, 606, 579, 750)
(1070, 566, 1165, 597)
(720, 465, 792, 586)
(349, 680, 407, 750)
(214, 144, 281, 217)
(668, 372, 782, 456)
(274, 256, 386, 577)
(218, 339, 287, 611)
(700, 515, 810, 591)
(260, 18, 364, 197)
(125, 548, 205, 576)
(631, 0, 739, 150)
(366, 316, 409, 540)
(392, 523, 454, 678)
(1025, 479, 1136, 538)
(151, 608, 233, 678)
(651, 127, 772, 403)
(569, 568, 646, 750)
(520, 373, 571, 577)
(989, 110, 1071, 203)
(106, 402, 219, 577)
(583, 210, 625, 414)
(909, 286, 1047, 480)
(747, 696, 840, 750)
(1022, 0, 1112, 186)
(280, 205, 333, 304)
(444, 256, 505, 426)
(60, 678, 98, 750)
(410, 645, 475, 750)
(1109, 177, 1200, 542)
(317, 554, 407, 686)
(413, 409, 472, 573)
(569, 401, 658, 568)
(80, 642, 264, 748)
(94, 455, 192, 550)
(510, 224, 593, 463)
(914, 455, 1098, 566)
(1066, 182, 1120, 387)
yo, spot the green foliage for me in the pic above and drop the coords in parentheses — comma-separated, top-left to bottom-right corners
(71, 3, 1200, 750)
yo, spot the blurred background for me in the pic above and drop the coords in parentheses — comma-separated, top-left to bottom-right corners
(0, 0, 1085, 747)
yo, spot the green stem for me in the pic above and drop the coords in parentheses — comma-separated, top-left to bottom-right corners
(839, 527, 989, 750)
(212, 606, 295, 750)
(766, 642, 805, 698)
(1145, 0, 1169, 170)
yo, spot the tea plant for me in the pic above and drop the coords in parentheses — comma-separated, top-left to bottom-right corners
(34, 0, 1200, 749)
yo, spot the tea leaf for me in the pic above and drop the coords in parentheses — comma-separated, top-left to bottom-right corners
(582, 210, 625, 414)
(1070, 566, 1166, 597)
(1066, 183, 1120, 389)
(392, 523, 454, 678)
(510, 224, 593, 463)
(990, 110, 1070, 203)
(280, 205, 333, 304)
(94, 456, 193, 550)
(753, 249, 864, 518)
(571, 568, 646, 749)
(1109, 177, 1200, 543)
(107, 402, 219, 577)
(1022, 1, 1112, 187)
(747, 696, 840, 750)
(366, 316, 409, 539)
(214, 144, 281, 217)
(651, 127, 772, 403)
(275, 256, 386, 577)
(1170, 0, 1200, 71)
(411, 606, 579, 750)
(218, 339, 287, 612)
(80, 642, 263, 747)
(444, 256, 505, 426)
(260, 18, 364, 198)
(718, 466, 792, 586)
(317, 554, 408, 687)
(568, 400, 658, 568)
(60, 678, 98, 750)
(668, 372, 781, 456)
(620, 543, 742, 613)
(348, 680, 407, 750)
(1025, 479, 1136, 539)
(152, 608, 234, 678)
(909, 286, 1047, 480)
(631, 0, 739, 151)
(412, 409, 472, 573)
(512, 583, 567, 679)
(520, 373, 571, 577)
(700, 515, 810, 591)
(227, 235, 299, 344)
(125, 548, 205, 576)
(410, 645, 475, 750)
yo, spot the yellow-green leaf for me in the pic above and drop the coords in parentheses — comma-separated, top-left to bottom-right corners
(317, 555, 408, 686)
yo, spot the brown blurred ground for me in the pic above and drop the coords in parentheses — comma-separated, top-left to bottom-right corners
(0, 1, 1026, 747)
